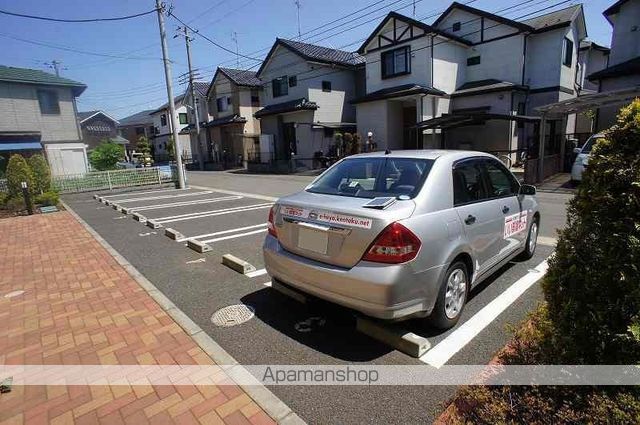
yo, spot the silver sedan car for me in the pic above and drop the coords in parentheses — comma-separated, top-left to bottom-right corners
(263, 150, 539, 329)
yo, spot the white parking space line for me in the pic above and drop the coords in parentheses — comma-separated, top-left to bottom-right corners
(190, 185, 278, 202)
(176, 223, 268, 242)
(156, 204, 273, 224)
(127, 196, 242, 212)
(200, 228, 267, 244)
(154, 203, 271, 222)
(99, 188, 185, 199)
(115, 191, 212, 203)
(262, 281, 272, 287)
(246, 268, 267, 278)
(419, 259, 549, 368)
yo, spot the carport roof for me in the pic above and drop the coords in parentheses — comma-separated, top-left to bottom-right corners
(535, 86, 640, 116)
(351, 84, 445, 104)
(416, 112, 540, 129)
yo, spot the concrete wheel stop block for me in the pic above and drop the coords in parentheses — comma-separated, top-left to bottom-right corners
(222, 254, 255, 274)
(111, 203, 120, 210)
(120, 207, 129, 215)
(146, 219, 162, 229)
(187, 239, 212, 253)
(165, 228, 184, 240)
(356, 317, 430, 358)
(132, 213, 147, 223)
(93, 194, 99, 200)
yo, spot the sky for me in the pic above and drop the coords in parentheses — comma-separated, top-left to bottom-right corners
(0, 0, 616, 119)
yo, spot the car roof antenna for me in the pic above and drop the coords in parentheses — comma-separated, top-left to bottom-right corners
(384, 149, 391, 155)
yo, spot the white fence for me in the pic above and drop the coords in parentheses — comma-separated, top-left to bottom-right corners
(52, 166, 176, 194)
(0, 179, 7, 193)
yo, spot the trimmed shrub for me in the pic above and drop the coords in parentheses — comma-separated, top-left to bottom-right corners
(28, 154, 51, 194)
(5, 154, 34, 197)
(34, 191, 59, 206)
(89, 141, 124, 171)
(4, 196, 26, 212)
(542, 99, 640, 364)
(0, 192, 7, 207)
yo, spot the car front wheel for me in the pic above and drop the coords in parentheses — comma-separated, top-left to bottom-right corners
(518, 218, 539, 260)
(429, 261, 469, 329)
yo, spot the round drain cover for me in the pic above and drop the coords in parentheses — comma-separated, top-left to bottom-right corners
(4, 290, 24, 299)
(211, 304, 255, 327)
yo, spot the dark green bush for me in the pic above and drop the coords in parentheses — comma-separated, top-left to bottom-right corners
(0, 192, 7, 207)
(34, 191, 59, 206)
(89, 141, 124, 171)
(5, 154, 34, 197)
(542, 99, 640, 364)
(28, 154, 51, 194)
(4, 195, 26, 212)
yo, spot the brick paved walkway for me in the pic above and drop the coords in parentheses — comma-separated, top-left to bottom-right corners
(0, 212, 276, 425)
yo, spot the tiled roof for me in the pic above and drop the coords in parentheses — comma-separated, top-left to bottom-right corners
(520, 4, 581, 31)
(588, 56, 640, 81)
(278, 38, 365, 67)
(118, 109, 155, 126)
(203, 114, 247, 128)
(192, 81, 210, 97)
(150, 93, 186, 114)
(351, 84, 445, 104)
(254, 98, 318, 119)
(0, 65, 86, 95)
(452, 79, 527, 97)
(218, 68, 262, 87)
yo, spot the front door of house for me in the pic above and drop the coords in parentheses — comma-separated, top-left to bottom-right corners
(402, 106, 417, 149)
(283, 123, 296, 159)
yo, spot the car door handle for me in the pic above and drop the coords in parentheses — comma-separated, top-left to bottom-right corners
(502, 206, 510, 214)
(464, 215, 476, 225)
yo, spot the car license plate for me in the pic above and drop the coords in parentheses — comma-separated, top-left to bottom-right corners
(298, 225, 328, 254)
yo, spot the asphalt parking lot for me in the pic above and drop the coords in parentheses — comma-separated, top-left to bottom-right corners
(63, 180, 560, 424)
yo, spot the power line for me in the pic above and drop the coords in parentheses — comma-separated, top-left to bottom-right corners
(0, 7, 157, 23)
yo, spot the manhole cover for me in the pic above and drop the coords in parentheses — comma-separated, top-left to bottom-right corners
(4, 290, 24, 299)
(211, 304, 255, 327)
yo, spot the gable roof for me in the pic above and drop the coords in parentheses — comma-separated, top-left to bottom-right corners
(0, 65, 87, 96)
(192, 81, 210, 97)
(78, 110, 119, 124)
(432, 2, 532, 32)
(257, 38, 364, 77)
(218, 68, 262, 87)
(150, 93, 186, 115)
(358, 11, 472, 54)
(117, 109, 154, 126)
(520, 4, 584, 34)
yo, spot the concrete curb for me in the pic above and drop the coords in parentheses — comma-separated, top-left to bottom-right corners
(61, 199, 305, 425)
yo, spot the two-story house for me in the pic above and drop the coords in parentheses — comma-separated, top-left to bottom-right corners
(117, 109, 155, 152)
(77, 110, 125, 152)
(588, 0, 640, 130)
(574, 41, 610, 133)
(255, 38, 364, 161)
(205, 67, 262, 167)
(356, 3, 587, 164)
(149, 93, 191, 162)
(182, 81, 211, 167)
(0, 65, 88, 176)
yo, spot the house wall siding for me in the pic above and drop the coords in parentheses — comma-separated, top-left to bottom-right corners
(0, 82, 81, 142)
(608, 0, 640, 66)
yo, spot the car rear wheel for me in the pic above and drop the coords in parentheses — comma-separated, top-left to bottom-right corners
(429, 261, 469, 329)
(518, 218, 539, 260)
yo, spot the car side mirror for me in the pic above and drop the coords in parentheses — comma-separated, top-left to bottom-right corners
(519, 184, 536, 196)
(573, 147, 582, 154)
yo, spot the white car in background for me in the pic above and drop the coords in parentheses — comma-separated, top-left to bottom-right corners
(571, 133, 605, 183)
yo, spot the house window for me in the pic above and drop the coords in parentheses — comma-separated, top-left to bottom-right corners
(179, 113, 188, 125)
(251, 95, 260, 106)
(452, 22, 461, 32)
(216, 97, 229, 112)
(135, 127, 145, 136)
(227, 96, 232, 106)
(467, 56, 481, 66)
(154, 126, 159, 135)
(562, 37, 573, 67)
(288, 76, 297, 87)
(37, 89, 60, 115)
(160, 114, 167, 126)
(381, 46, 411, 79)
(272, 76, 288, 97)
(322, 81, 332, 92)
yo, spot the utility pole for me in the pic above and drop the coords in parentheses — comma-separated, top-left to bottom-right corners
(155, 0, 185, 189)
(294, 0, 301, 37)
(181, 26, 204, 171)
(45, 60, 63, 76)
(231, 31, 239, 68)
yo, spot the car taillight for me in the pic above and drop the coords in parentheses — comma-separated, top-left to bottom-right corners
(362, 222, 421, 264)
(267, 206, 277, 237)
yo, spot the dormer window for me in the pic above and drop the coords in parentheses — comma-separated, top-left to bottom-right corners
(562, 37, 573, 67)
(381, 46, 411, 79)
(452, 22, 461, 32)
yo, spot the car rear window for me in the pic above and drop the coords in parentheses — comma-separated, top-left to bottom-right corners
(306, 157, 434, 199)
(581, 136, 603, 153)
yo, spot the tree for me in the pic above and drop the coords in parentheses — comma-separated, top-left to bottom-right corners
(542, 99, 640, 364)
(89, 141, 124, 171)
(136, 136, 153, 166)
(5, 154, 34, 197)
(28, 154, 51, 194)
